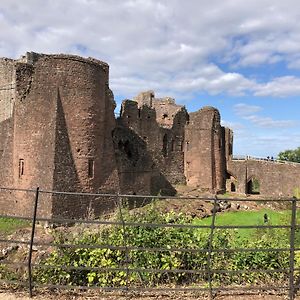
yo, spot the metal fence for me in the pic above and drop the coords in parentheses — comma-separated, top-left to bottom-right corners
(232, 155, 300, 165)
(0, 186, 299, 299)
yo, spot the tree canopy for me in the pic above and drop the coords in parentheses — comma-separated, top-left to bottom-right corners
(278, 147, 300, 163)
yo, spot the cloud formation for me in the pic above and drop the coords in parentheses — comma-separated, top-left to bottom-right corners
(233, 103, 298, 129)
(1, 0, 300, 99)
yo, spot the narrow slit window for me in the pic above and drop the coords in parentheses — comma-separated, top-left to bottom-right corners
(19, 159, 24, 177)
(88, 159, 94, 178)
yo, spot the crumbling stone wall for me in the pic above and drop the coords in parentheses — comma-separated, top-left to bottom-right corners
(1, 52, 299, 219)
(227, 159, 300, 197)
(0, 53, 119, 218)
(0, 58, 15, 122)
(184, 106, 226, 193)
(118, 91, 188, 188)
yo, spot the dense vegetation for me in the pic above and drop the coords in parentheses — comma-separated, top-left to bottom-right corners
(33, 204, 295, 288)
(278, 146, 300, 163)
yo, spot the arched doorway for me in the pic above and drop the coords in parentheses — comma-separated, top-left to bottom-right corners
(247, 177, 260, 195)
(230, 182, 236, 192)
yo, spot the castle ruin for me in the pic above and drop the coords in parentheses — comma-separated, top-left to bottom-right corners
(1, 52, 300, 218)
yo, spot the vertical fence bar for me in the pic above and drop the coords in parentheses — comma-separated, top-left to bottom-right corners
(289, 197, 297, 300)
(207, 196, 218, 300)
(28, 187, 40, 298)
(116, 193, 130, 291)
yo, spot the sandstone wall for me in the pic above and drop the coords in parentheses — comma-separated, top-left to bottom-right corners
(117, 91, 188, 192)
(227, 159, 300, 197)
(0, 58, 15, 122)
(8, 54, 119, 217)
(184, 107, 226, 193)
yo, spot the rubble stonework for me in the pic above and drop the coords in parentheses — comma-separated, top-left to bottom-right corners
(1, 52, 300, 218)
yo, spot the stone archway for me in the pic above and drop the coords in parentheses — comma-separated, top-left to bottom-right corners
(246, 177, 260, 195)
(226, 171, 238, 193)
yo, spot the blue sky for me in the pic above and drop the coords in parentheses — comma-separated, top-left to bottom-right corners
(0, 0, 299, 157)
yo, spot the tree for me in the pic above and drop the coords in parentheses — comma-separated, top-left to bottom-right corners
(278, 147, 300, 163)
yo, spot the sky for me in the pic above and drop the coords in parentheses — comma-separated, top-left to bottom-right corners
(0, 0, 299, 157)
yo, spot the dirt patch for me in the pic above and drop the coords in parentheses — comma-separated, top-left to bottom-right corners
(0, 290, 296, 300)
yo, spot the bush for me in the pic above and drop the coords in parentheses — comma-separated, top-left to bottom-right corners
(34, 203, 290, 287)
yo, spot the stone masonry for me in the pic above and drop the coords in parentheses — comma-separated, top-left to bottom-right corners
(0, 52, 300, 218)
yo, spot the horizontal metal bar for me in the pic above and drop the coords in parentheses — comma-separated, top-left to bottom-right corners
(35, 216, 213, 229)
(0, 238, 30, 245)
(0, 186, 290, 202)
(31, 282, 289, 293)
(32, 263, 290, 276)
(32, 239, 292, 254)
(0, 214, 33, 221)
(0, 187, 36, 193)
(33, 216, 296, 230)
(0, 261, 27, 267)
(0, 278, 28, 287)
(31, 282, 210, 292)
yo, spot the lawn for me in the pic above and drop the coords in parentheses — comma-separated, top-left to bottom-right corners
(194, 209, 292, 241)
(0, 217, 30, 236)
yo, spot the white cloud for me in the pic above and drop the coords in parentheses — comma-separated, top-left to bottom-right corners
(1, 0, 300, 99)
(243, 115, 298, 128)
(233, 103, 298, 129)
(254, 76, 300, 97)
(233, 103, 262, 116)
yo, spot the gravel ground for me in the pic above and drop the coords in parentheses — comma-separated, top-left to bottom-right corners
(0, 290, 297, 300)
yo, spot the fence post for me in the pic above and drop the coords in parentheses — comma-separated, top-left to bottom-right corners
(28, 187, 40, 298)
(116, 193, 130, 291)
(289, 197, 297, 300)
(207, 196, 218, 300)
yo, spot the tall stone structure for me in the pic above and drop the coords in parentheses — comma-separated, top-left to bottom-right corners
(0, 53, 120, 217)
(185, 107, 226, 192)
(1, 52, 300, 218)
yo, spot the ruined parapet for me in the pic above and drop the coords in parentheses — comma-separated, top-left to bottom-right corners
(224, 127, 233, 162)
(0, 58, 15, 122)
(184, 106, 225, 193)
(134, 90, 154, 107)
(118, 91, 188, 186)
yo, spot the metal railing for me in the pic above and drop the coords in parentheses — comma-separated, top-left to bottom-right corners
(232, 155, 300, 165)
(0, 186, 299, 299)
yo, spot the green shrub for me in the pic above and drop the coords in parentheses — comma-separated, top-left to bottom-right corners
(34, 204, 290, 287)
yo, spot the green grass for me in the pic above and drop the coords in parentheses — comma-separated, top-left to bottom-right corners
(194, 209, 291, 241)
(0, 217, 30, 236)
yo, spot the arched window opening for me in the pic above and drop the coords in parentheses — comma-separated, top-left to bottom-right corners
(162, 134, 168, 157)
(230, 182, 236, 192)
(247, 178, 260, 195)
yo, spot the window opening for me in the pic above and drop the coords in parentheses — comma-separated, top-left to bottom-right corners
(19, 159, 24, 178)
(88, 159, 94, 178)
(247, 178, 260, 195)
(230, 182, 236, 192)
(162, 134, 168, 157)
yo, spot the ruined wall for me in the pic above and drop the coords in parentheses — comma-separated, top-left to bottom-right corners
(0, 58, 15, 122)
(118, 91, 188, 191)
(184, 107, 226, 193)
(227, 159, 300, 197)
(7, 54, 119, 217)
